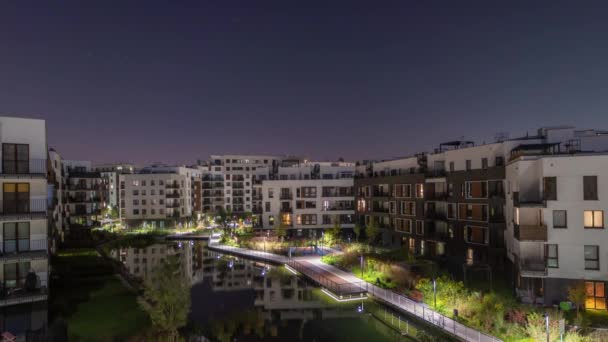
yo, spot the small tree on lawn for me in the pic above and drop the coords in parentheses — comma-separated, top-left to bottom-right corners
(141, 256, 191, 342)
(353, 223, 362, 242)
(276, 221, 288, 242)
(366, 219, 379, 244)
(330, 222, 342, 245)
(568, 280, 587, 321)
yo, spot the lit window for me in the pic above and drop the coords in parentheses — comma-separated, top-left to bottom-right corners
(584, 210, 604, 229)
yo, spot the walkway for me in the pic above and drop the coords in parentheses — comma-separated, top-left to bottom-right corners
(207, 244, 501, 342)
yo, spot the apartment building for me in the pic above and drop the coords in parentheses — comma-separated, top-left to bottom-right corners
(120, 166, 195, 228)
(261, 162, 355, 237)
(356, 126, 608, 278)
(93, 163, 135, 211)
(0, 116, 49, 336)
(506, 153, 608, 307)
(201, 155, 302, 217)
(63, 160, 106, 229)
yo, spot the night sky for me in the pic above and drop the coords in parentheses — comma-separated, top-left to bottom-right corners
(2, 1, 608, 165)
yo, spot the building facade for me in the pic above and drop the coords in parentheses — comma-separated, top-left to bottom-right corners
(0, 116, 49, 336)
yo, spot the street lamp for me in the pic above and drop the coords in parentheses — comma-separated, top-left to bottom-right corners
(360, 255, 364, 278)
(545, 313, 550, 342)
(433, 278, 437, 309)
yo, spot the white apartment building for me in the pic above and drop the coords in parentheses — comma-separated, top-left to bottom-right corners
(93, 163, 135, 210)
(506, 153, 608, 308)
(0, 116, 49, 323)
(207, 155, 301, 214)
(120, 167, 195, 229)
(261, 162, 355, 237)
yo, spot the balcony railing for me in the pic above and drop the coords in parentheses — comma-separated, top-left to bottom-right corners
(0, 159, 47, 177)
(0, 239, 48, 260)
(280, 193, 293, 200)
(372, 191, 390, 197)
(67, 184, 100, 191)
(514, 224, 547, 241)
(0, 198, 47, 219)
(425, 210, 447, 221)
(166, 183, 180, 189)
(165, 192, 180, 198)
(519, 258, 547, 277)
(280, 207, 293, 213)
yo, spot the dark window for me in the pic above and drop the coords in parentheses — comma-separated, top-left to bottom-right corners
(465, 160, 471, 171)
(543, 177, 557, 201)
(495, 156, 504, 166)
(3, 222, 30, 253)
(2, 143, 29, 174)
(3, 261, 30, 288)
(585, 245, 600, 270)
(481, 158, 488, 170)
(546, 244, 558, 268)
(449, 162, 454, 172)
(584, 176, 598, 201)
(553, 210, 567, 228)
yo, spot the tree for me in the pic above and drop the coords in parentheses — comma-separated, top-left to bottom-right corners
(568, 280, 587, 320)
(276, 221, 288, 242)
(141, 256, 191, 342)
(353, 223, 362, 242)
(366, 219, 379, 244)
(330, 222, 342, 245)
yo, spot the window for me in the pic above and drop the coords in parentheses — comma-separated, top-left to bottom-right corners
(141, 180, 146, 186)
(545, 244, 558, 268)
(481, 158, 488, 170)
(300, 214, 317, 225)
(301, 187, 317, 198)
(268, 188, 274, 198)
(553, 210, 567, 228)
(584, 210, 604, 229)
(3, 222, 30, 252)
(584, 176, 598, 200)
(415, 184, 424, 199)
(495, 156, 504, 166)
(2, 183, 30, 214)
(449, 162, 454, 172)
(543, 177, 557, 201)
(3, 261, 30, 288)
(447, 203, 457, 219)
(465, 160, 471, 171)
(415, 221, 424, 235)
(401, 201, 416, 216)
(265, 202, 271, 212)
(133, 209, 139, 215)
(395, 219, 412, 233)
(2, 143, 29, 174)
(465, 181, 488, 199)
(132, 190, 139, 196)
(464, 226, 489, 245)
(585, 245, 600, 270)
(586, 281, 606, 310)
(133, 199, 139, 205)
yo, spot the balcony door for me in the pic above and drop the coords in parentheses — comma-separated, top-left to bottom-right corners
(3, 222, 30, 253)
(2, 143, 29, 174)
(3, 183, 30, 214)
(3, 261, 31, 288)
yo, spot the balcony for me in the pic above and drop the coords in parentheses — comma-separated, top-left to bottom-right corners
(372, 191, 390, 197)
(0, 159, 47, 177)
(165, 192, 180, 199)
(425, 192, 447, 201)
(0, 287, 48, 308)
(68, 196, 101, 203)
(0, 199, 47, 220)
(280, 207, 293, 213)
(519, 258, 547, 277)
(513, 192, 546, 208)
(280, 193, 293, 200)
(425, 210, 447, 221)
(166, 202, 180, 208)
(67, 184, 100, 191)
(0, 239, 48, 263)
(323, 205, 355, 211)
(514, 224, 547, 241)
(371, 207, 390, 214)
(166, 183, 180, 189)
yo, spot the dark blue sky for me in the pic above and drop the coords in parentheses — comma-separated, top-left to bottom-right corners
(2, 1, 608, 165)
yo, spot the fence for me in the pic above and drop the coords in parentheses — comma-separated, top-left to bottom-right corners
(286, 259, 367, 299)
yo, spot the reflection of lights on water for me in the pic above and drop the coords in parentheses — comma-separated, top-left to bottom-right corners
(357, 305, 363, 313)
(178, 242, 182, 249)
(216, 255, 221, 259)
(190, 241, 194, 246)
(228, 261, 234, 268)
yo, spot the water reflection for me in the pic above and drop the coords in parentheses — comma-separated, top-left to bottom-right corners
(110, 241, 401, 341)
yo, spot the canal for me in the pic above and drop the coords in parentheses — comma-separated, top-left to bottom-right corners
(109, 239, 454, 341)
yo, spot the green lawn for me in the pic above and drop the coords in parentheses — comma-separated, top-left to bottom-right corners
(68, 276, 149, 341)
(51, 248, 150, 341)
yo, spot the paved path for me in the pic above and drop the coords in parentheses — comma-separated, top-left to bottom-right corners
(207, 244, 501, 342)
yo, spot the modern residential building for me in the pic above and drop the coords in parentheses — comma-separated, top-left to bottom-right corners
(0, 116, 49, 336)
(200, 155, 302, 217)
(261, 161, 355, 237)
(120, 166, 197, 228)
(506, 153, 608, 306)
(93, 163, 135, 213)
(62, 160, 106, 229)
(356, 126, 608, 286)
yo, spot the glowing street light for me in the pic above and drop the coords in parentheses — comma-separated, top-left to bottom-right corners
(433, 278, 437, 309)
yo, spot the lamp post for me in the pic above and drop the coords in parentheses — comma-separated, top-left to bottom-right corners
(545, 313, 550, 342)
(433, 278, 437, 309)
(360, 255, 364, 278)
(264, 235, 266, 253)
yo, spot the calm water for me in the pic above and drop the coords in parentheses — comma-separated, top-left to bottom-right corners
(110, 240, 416, 342)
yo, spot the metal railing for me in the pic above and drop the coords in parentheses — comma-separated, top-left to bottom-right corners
(0, 239, 47, 255)
(0, 159, 47, 176)
(0, 198, 47, 217)
(286, 259, 367, 299)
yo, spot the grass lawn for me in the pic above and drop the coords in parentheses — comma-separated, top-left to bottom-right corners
(68, 276, 149, 341)
(51, 248, 150, 341)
